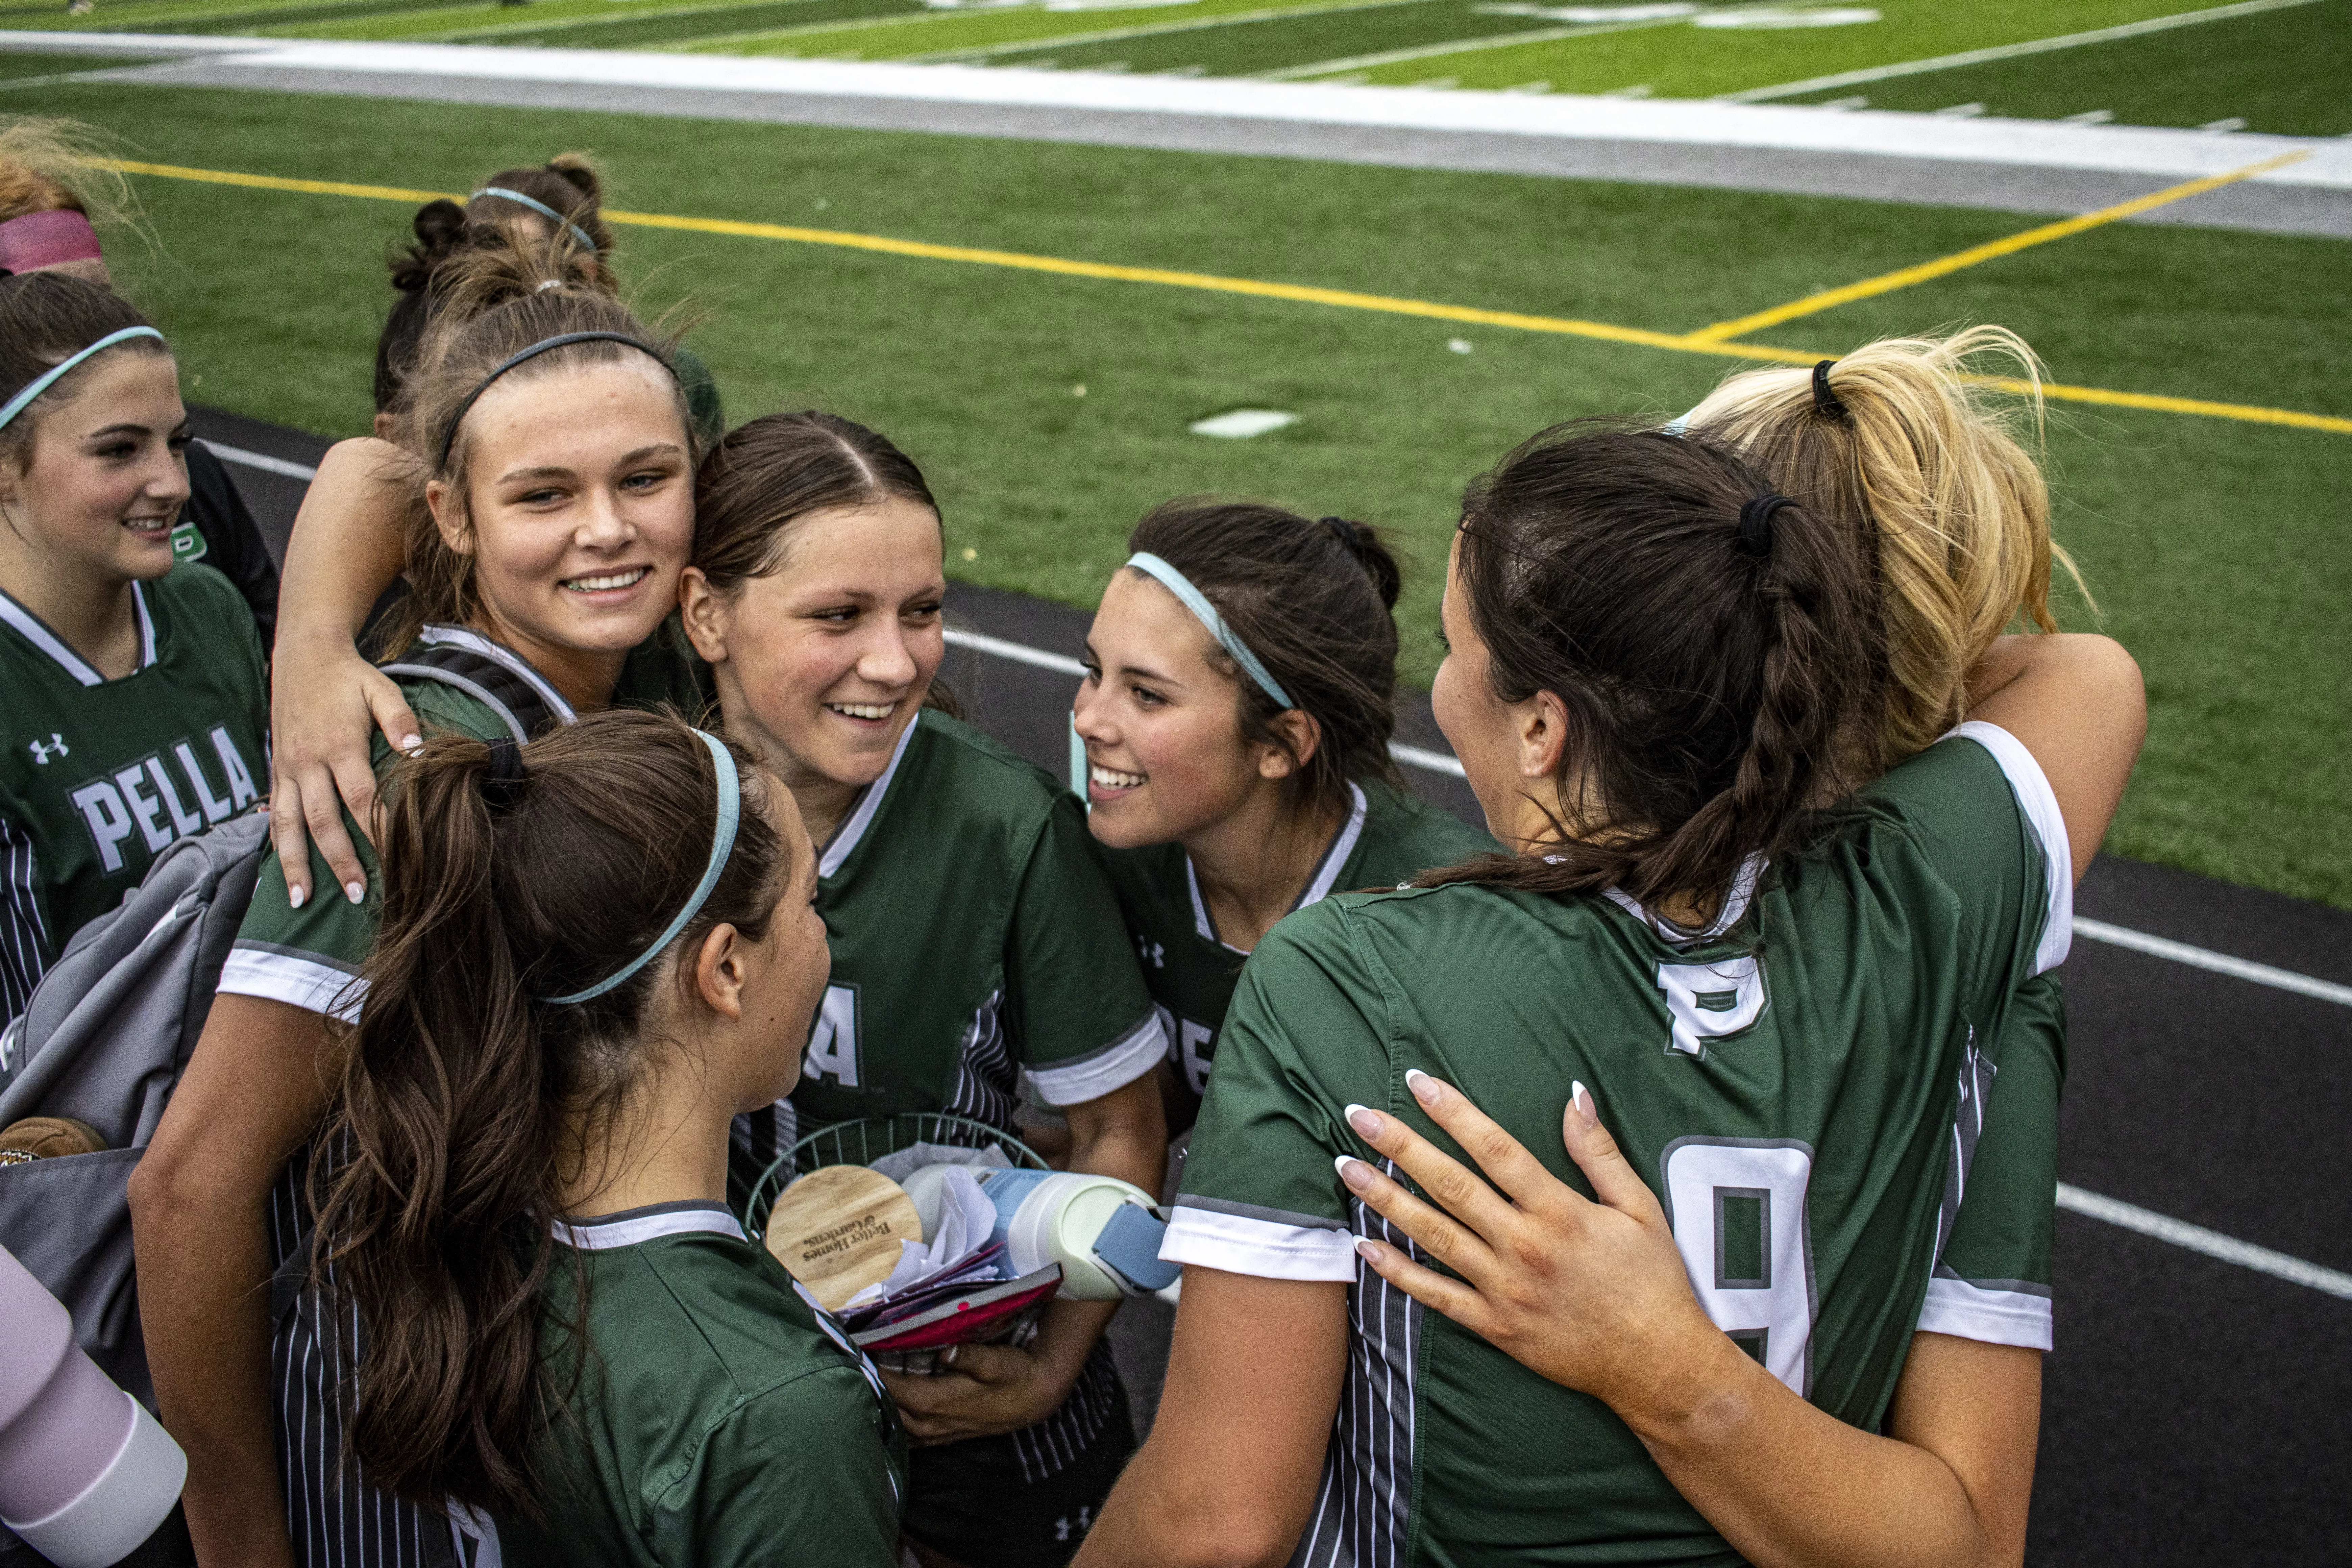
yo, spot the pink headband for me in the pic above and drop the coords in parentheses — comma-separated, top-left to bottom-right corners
(0, 210, 103, 274)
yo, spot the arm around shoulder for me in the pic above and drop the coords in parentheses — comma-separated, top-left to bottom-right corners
(268, 436, 425, 907)
(1965, 633, 2145, 884)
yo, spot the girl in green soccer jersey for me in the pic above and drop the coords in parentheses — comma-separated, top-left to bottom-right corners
(0, 271, 268, 1023)
(1071, 501, 1494, 1138)
(1084, 425, 2144, 1567)
(314, 708, 904, 1567)
(678, 411, 1167, 1568)
(133, 250, 709, 1568)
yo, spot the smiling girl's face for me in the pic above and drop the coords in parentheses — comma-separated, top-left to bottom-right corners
(684, 495, 947, 795)
(1073, 567, 1285, 851)
(0, 350, 189, 586)
(427, 357, 694, 665)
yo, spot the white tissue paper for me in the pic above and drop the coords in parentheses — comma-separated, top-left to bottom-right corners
(844, 1166, 999, 1308)
(869, 1142, 1011, 1183)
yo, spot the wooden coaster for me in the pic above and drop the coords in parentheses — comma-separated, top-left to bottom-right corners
(764, 1165, 923, 1312)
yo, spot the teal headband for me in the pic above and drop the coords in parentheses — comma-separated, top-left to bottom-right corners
(541, 729, 742, 1006)
(0, 326, 166, 432)
(1125, 553, 1294, 710)
(472, 187, 598, 254)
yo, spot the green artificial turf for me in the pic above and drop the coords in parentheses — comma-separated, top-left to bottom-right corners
(0, 50, 134, 78)
(1777, 0, 2352, 134)
(7, 78, 2348, 903)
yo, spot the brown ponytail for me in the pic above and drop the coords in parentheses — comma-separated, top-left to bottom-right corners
(1420, 424, 1877, 925)
(312, 708, 784, 1515)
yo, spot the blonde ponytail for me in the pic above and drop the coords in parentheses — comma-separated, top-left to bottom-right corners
(1684, 326, 2088, 772)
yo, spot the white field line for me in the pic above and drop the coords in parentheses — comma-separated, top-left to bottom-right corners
(1719, 0, 2329, 104)
(911, 0, 1440, 64)
(944, 626, 1466, 775)
(418, 0, 857, 45)
(1259, 0, 1811, 81)
(47, 36, 2347, 187)
(205, 441, 320, 481)
(2072, 916, 2352, 1007)
(2057, 1183, 2352, 1300)
(1260, 5, 1702, 80)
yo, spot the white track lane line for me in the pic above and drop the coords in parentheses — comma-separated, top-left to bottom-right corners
(2057, 1183, 2352, 1300)
(205, 441, 320, 481)
(945, 624, 1084, 675)
(2072, 917, 2352, 1008)
(1720, 0, 2330, 104)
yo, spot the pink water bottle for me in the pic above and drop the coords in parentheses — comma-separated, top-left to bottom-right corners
(0, 1243, 185, 1566)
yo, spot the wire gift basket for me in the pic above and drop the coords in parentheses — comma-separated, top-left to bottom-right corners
(744, 1112, 1056, 1373)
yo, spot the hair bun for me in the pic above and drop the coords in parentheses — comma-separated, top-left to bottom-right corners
(547, 154, 602, 203)
(1321, 515, 1402, 611)
(390, 199, 469, 294)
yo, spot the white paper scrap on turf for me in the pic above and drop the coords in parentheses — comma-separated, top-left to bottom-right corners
(32, 35, 2344, 189)
(1191, 409, 1298, 438)
(848, 1165, 999, 1307)
(1694, 7, 1879, 26)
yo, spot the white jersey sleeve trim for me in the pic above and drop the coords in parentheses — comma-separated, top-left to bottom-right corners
(1161, 1201, 1360, 1282)
(1947, 719, 2073, 975)
(1917, 1275, 2054, 1352)
(1024, 1010, 1167, 1107)
(218, 944, 367, 1023)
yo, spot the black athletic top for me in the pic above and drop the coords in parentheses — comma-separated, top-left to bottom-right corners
(186, 440, 281, 654)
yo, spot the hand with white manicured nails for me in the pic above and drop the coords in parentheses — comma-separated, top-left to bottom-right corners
(1333, 1071, 1720, 1416)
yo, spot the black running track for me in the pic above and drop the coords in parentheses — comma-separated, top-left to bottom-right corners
(196, 406, 2352, 1566)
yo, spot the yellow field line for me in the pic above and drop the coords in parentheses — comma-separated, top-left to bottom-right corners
(1687, 151, 2311, 344)
(99, 157, 2352, 437)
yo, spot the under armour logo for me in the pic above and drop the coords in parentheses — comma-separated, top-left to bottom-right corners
(28, 734, 67, 764)
(1136, 937, 1165, 970)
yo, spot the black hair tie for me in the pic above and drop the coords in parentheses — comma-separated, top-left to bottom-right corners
(1737, 495, 1792, 559)
(1318, 515, 1357, 553)
(479, 736, 530, 814)
(1811, 359, 1848, 422)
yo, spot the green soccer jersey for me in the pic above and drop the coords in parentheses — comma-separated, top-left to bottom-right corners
(0, 563, 268, 1021)
(220, 622, 707, 1020)
(1918, 972, 2062, 1350)
(732, 710, 1161, 1518)
(1101, 781, 1495, 1099)
(493, 1201, 906, 1568)
(1167, 723, 2071, 1566)
(754, 709, 1163, 1146)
